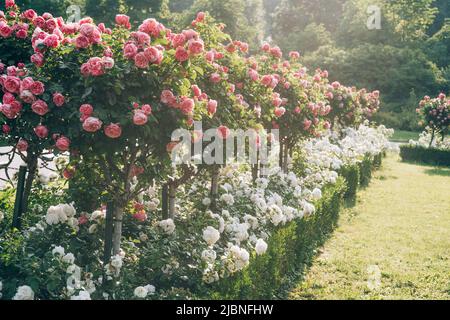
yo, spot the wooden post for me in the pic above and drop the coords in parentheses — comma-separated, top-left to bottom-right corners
(103, 202, 114, 264)
(12, 165, 27, 230)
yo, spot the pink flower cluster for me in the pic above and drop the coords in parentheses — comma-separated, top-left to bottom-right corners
(81, 56, 114, 77)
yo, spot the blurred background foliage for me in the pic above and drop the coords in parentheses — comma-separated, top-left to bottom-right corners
(2, 0, 449, 131)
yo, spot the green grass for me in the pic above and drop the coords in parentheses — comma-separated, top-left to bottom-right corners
(390, 130, 420, 143)
(289, 154, 450, 300)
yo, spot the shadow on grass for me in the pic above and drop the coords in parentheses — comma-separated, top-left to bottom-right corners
(424, 167, 450, 177)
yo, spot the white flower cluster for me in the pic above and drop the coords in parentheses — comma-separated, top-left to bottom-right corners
(12, 285, 34, 300)
(133, 284, 156, 298)
(408, 130, 450, 150)
(45, 203, 77, 227)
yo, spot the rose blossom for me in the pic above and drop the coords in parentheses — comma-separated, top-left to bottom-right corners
(17, 139, 28, 152)
(210, 73, 221, 83)
(123, 42, 138, 59)
(217, 125, 230, 139)
(34, 125, 49, 138)
(56, 136, 70, 151)
(31, 100, 49, 116)
(141, 104, 152, 115)
(115, 14, 131, 29)
(180, 98, 195, 115)
(2, 124, 11, 134)
(30, 81, 45, 95)
(207, 99, 217, 115)
(104, 123, 122, 139)
(79, 104, 93, 116)
(160, 90, 176, 105)
(133, 111, 148, 126)
(175, 46, 189, 62)
(82, 117, 103, 132)
(188, 39, 204, 55)
(134, 52, 149, 69)
(31, 53, 44, 67)
(52, 93, 65, 107)
(4, 76, 20, 93)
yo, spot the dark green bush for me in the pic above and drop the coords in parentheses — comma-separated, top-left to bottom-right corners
(339, 164, 360, 202)
(400, 145, 450, 167)
(359, 155, 373, 187)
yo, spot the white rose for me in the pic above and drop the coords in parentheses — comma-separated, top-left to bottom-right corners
(202, 197, 211, 206)
(46, 205, 63, 225)
(13, 285, 34, 300)
(255, 239, 268, 255)
(220, 193, 234, 205)
(159, 219, 175, 235)
(52, 246, 65, 257)
(312, 188, 322, 200)
(144, 284, 156, 295)
(88, 224, 98, 234)
(134, 286, 148, 298)
(202, 226, 220, 246)
(201, 249, 217, 263)
(70, 290, 91, 300)
(62, 253, 75, 264)
(60, 203, 76, 218)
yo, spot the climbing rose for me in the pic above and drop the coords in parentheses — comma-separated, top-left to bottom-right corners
(34, 125, 49, 138)
(141, 104, 152, 115)
(31, 100, 49, 116)
(52, 93, 65, 107)
(16, 139, 28, 152)
(274, 107, 286, 117)
(115, 14, 131, 29)
(104, 123, 122, 139)
(133, 111, 148, 126)
(55, 136, 70, 151)
(79, 104, 93, 115)
(175, 46, 189, 62)
(82, 117, 103, 132)
(180, 98, 195, 115)
(207, 99, 217, 115)
(30, 81, 45, 95)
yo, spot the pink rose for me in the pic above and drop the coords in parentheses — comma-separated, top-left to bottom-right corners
(44, 34, 59, 48)
(34, 125, 49, 138)
(261, 75, 272, 87)
(160, 90, 177, 106)
(210, 73, 221, 83)
(55, 136, 70, 151)
(30, 81, 45, 95)
(191, 85, 201, 97)
(53, 92, 65, 107)
(289, 51, 300, 59)
(0, 22, 13, 38)
(303, 119, 312, 130)
(171, 33, 186, 48)
(132, 211, 147, 222)
(274, 107, 286, 117)
(139, 18, 164, 37)
(2, 93, 15, 104)
(23, 9, 37, 20)
(141, 104, 152, 115)
(207, 99, 217, 115)
(217, 125, 230, 139)
(31, 100, 49, 116)
(134, 52, 149, 69)
(196, 12, 206, 22)
(80, 63, 91, 76)
(78, 215, 88, 225)
(17, 139, 28, 152)
(6, 0, 16, 9)
(75, 34, 90, 49)
(19, 90, 35, 104)
(133, 111, 148, 126)
(188, 39, 204, 55)
(2, 124, 11, 134)
(134, 31, 151, 46)
(175, 46, 189, 62)
(115, 14, 131, 29)
(123, 42, 138, 59)
(15, 28, 28, 39)
(104, 123, 122, 139)
(102, 56, 115, 69)
(82, 117, 103, 132)
(88, 57, 104, 76)
(79, 104, 93, 116)
(180, 98, 195, 115)
(3, 76, 21, 93)
(248, 69, 259, 81)
(144, 46, 163, 65)
(31, 53, 44, 67)
(20, 77, 34, 90)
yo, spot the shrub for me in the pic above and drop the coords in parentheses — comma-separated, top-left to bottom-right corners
(359, 155, 373, 187)
(339, 164, 359, 201)
(400, 145, 450, 167)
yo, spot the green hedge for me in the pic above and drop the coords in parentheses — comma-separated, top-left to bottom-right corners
(400, 145, 450, 167)
(204, 153, 384, 299)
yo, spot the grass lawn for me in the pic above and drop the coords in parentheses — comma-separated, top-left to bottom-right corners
(289, 154, 450, 300)
(390, 130, 420, 143)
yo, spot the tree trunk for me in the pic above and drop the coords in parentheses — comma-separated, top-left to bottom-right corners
(161, 184, 169, 219)
(429, 129, 435, 148)
(168, 183, 176, 219)
(251, 163, 259, 183)
(282, 145, 289, 173)
(112, 205, 124, 255)
(21, 154, 38, 215)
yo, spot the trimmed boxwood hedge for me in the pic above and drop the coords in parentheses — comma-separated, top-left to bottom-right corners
(400, 145, 450, 167)
(203, 153, 384, 299)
